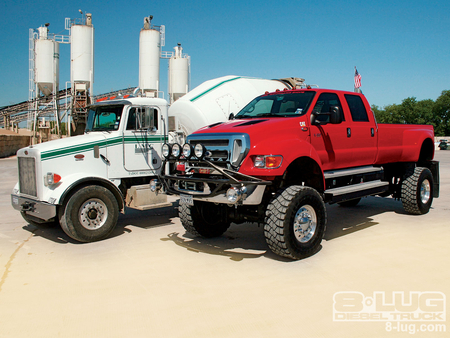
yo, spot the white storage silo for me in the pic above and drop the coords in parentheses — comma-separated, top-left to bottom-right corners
(169, 43, 189, 103)
(70, 13, 94, 89)
(35, 26, 59, 96)
(139, 16, 161, 95)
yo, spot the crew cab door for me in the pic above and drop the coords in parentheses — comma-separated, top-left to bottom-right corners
(309, 92, 353, 170)
(123, 106, 163, 172)
(343, 94, 378, 165)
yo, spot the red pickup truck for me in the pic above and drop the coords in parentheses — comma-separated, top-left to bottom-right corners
(158, 88, 440, 259)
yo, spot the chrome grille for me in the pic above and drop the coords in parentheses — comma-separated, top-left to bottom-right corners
(18, 157, 37, 197)
(187, 133, 250, 168)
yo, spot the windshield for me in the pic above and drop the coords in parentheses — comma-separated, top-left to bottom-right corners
(235, 92, 316, 118)
(86, 105, 124, 132)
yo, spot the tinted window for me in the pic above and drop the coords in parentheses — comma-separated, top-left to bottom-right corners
(86, 105, 123, 131)
(312, 93, 344, 123)
(345, 94, 369, 122)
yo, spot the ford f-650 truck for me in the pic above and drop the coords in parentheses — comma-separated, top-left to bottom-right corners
(158, 88, 440, 260)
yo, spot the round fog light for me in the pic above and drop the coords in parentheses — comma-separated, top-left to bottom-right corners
(194, 144, 206, 158)
(172, 143, 181, 158)
(226, 187, 242, 204)
(182, 143, 193, 158)
(162, 143, 171, 159)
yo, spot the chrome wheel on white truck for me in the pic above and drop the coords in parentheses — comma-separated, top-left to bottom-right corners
(59, 185, 119, 242)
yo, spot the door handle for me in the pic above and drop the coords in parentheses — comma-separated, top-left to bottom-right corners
(371, 128, 375, 137)
(347, 128, 351, 137)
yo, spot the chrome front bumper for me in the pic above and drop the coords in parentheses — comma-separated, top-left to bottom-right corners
(11, 194, 57, 221)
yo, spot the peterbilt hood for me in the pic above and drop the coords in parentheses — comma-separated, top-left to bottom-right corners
(17, 133, 108, 160)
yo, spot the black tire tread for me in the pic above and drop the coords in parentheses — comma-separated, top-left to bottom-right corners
(178, 200, 231, 238)
(264, 186, 326, 260)
(401, 167, 433, 215)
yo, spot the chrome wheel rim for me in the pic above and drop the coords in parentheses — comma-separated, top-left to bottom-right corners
(293, 205, 317, 243)
(79, 198, 108, 230)
(420, 179, 431, 205)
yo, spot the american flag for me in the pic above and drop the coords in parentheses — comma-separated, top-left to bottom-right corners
(354, 67, 362, 88)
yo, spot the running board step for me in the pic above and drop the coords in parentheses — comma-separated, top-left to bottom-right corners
(324, 166, 383, 179)
(324, 180, 390, 204)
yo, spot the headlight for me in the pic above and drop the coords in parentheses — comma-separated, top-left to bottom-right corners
(172, 143, 181, 158)
(254, 155, 283, 169)
(182, 143, 193, 158)
(194, 144, 206, 158)
(162, 143, 171, 159)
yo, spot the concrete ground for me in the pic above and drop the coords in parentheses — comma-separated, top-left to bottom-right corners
(0, 152, 449, 338)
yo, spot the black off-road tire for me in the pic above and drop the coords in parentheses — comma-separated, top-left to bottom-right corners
(401, 167, 434, 215)
(21, 211, 59, 227)
(59, 185, 119, 242)
(338, 198, 361, 207)
(179, 200, 231, 238)
(264, 186, 327, 260)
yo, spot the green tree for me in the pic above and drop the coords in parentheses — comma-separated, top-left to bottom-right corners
(433, 90, 450, 136)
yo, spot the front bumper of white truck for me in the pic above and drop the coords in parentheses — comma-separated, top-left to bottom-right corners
(11, 194, 57, 221)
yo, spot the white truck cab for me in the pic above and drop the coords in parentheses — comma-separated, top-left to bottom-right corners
(12, 95, 171, 242)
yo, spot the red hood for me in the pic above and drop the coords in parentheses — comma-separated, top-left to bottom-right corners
(191, 116, 310, 155)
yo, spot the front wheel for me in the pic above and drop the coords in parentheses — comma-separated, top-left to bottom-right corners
(401, 167, 434, 215)
(59, 185, 119, 242)
(264, 186, 327, 260)
(179, 200, 231, 238)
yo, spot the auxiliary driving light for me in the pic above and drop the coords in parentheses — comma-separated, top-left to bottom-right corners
(171, 143, 181, 158)
(162, 143, 171, 159)
(194, 143, 207, 159)
(182, 143, 193, 158)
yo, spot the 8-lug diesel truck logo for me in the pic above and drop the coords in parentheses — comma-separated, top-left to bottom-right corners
(333, 291, 446, 322)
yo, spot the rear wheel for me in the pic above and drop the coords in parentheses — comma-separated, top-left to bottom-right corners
(264, 186, 326, 259)
(59, 185, 119, 242)
(401, 167, 434, 215)
(179, 200, 231, 238)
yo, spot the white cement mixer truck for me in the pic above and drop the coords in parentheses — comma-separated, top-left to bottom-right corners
(11, 75, 304, 242)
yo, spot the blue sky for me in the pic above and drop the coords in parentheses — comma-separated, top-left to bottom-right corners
(1, 0, 449, 109)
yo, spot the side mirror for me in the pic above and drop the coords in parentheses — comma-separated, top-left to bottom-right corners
(229, 113, 235, 120)
(310, 106, 343, 126)
(329, 106, 342, 124)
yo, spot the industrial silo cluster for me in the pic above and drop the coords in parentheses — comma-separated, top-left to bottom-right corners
(28, 13, 190, 140)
